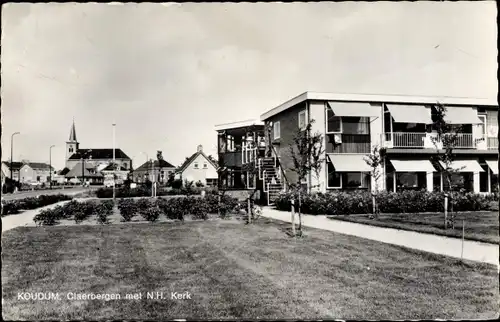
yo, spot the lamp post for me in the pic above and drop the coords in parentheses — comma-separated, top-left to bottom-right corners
(112, 122, 116, 202)
(49, 145, 55, 189)
(10, 132, 20, 183)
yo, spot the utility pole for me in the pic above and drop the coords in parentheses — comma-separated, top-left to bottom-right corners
(49, 145, 55, 189)
(10, 132, 20, 183)
(113, 122, 116, 202)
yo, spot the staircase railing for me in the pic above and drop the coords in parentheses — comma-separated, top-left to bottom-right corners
(269, 144, 289, 191)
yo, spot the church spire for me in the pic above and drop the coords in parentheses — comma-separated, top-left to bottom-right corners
(69, 119, 77, 142)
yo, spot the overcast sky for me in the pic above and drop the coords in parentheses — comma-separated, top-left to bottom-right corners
(1, 2, 497, 170)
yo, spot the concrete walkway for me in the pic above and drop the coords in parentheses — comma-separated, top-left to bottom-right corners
(2, 201, 72, 233)
(262, 208, 499, 267)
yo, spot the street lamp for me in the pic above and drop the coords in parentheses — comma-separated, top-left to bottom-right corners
(10, 132, 20, 183)
(49, 145, 55, 189)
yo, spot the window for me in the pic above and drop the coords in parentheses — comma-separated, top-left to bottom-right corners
(69, 147, 73, 153)
(397, 173, 419, 188)
(326, 108, 342, 133)
(298, 110, 307, 130)
(344, 173, 363, 188)
(273, 121, 281, 140)
(36, 176, 41, 182)
(203, 163, 208, 169)
(342, 117, 370, 134)
(327, 163, 341, 188)
(194, 163, 199, 169)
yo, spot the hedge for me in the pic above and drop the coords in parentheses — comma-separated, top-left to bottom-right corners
(1, 194, 73, 217)
(274, 190, 498, 216)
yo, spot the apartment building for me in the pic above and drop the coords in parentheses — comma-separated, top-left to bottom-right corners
(257, 92, 498, 202)
(215, 119, 268, 200)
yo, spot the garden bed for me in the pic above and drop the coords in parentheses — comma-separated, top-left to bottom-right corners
(1, 194, 74, 217)
(31, 194, 243, 227)
(330, 211, 500, 245)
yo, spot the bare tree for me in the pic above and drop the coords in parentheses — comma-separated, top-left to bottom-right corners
(430, 103, 465, 229)
(289, 119, 325, 236)
(364, 145, 384, 219)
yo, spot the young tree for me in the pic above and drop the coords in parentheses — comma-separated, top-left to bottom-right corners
(289, 119, 325, 235)
(430, 103, 465, 229)
(364, 145, 384, 219)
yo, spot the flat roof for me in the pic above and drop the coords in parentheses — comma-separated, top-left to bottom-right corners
(260, 91, 498, 121)
(214, 119, 264, 132)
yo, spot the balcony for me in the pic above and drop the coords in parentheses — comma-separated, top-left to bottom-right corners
(383, 132, 480, 149)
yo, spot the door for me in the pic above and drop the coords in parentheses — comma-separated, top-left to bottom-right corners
(475, 115, 487, 150)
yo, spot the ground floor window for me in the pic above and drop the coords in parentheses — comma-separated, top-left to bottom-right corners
(480, 169, 489, 193)
(206, 178, 218, 187)
(220, 169, 247, 189)
(327, 163, 369, 189)
(442, 173, 473, 192)
(491, 174, 499, 193)
(387, 172, 427, 192)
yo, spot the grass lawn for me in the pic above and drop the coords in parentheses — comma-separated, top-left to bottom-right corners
(2, 219, 498, 320)
(330, 211, 499, 244)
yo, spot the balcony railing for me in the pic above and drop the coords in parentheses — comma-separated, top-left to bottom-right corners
(488, 137, 499, 150)
(384, 132, 476, 149)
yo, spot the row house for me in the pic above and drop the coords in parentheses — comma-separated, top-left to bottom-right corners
(262, 92, 499, 202)
(215, 92, 499, 205)
(132, 159, 176, 184)
(19, 162, 55, 184)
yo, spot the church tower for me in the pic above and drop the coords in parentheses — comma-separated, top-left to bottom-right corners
(65, 119, 80, 168)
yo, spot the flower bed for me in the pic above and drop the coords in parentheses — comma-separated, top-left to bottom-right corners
(94, 186, 219, 198)
(33, 200, 114, 226)
(1, 194, 73, 217)
(117, 194, 240, 222)
(274, 190, 497, 215)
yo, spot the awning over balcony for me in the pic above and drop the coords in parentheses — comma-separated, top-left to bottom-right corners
(442, 106, 483, 124)
(326, 154, 371, 172)
(389, 159, 436, 173)
(327, 102, 380, 117)
(439, 160, 484, 172)
(485, 160, 499, 175)
(386, 104, 432, 124)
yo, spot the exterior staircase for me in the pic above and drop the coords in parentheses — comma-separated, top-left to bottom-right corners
(258, 157, 284, 205)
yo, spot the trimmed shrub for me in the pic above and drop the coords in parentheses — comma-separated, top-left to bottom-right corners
(117, 199, 137, 222)
(141, 207, 162, 222)
(274, 190, 494, 215)
(33, 209, 59, 226)
(95, 203, 111, 224)
(190, 197, 209, 220)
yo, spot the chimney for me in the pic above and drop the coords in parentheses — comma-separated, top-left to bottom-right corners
(197, 145, 203, 153)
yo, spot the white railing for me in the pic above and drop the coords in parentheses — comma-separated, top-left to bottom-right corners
(488, 137, 499, 150)
(384, 132, 476, 149)
(242, 146, 257, 164)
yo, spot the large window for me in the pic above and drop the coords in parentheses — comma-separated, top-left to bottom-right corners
(273, 121, 281, 140)
(326, 108, 341, 133)
(327, 163, 368, 189)
(397, 173, 418, 188)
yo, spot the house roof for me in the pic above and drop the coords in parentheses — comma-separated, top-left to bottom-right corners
(101, 163, 129, 171)
(176, 151, 218, 174)
(65, 162, 103, 178)
(25, 162, 54, 170)
(2, 161, 24, 171)
(68, 148, 131, 160)
(134, 159, 176, 172)
(260, 91, 499, 121)
(58, 168, 70, 176)
(214, 119, 265, 132)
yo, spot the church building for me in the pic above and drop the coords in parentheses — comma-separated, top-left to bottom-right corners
(65, 120, 132, 173)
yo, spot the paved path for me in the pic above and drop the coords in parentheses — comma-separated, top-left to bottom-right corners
(2, 201, 72, 233)
(262, 208, 499, 267)
(2, 188, 87, 201)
